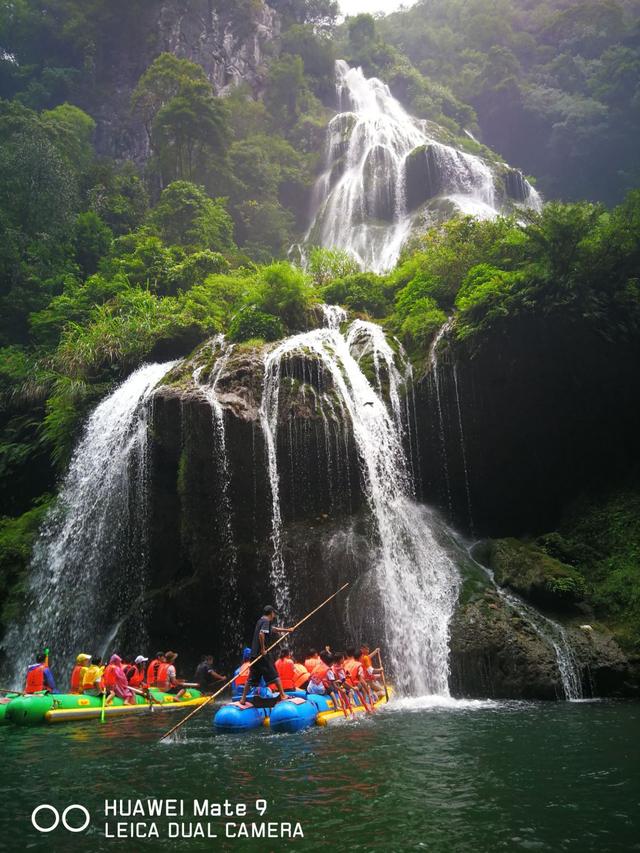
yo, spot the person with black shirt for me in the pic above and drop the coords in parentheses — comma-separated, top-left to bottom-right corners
(194, 655, 226, 693)
(240, 605, 292, 704)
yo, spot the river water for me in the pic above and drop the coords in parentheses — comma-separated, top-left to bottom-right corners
(1, 698, 637, 852)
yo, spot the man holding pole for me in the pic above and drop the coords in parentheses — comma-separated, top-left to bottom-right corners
(240, 605, 292, 705)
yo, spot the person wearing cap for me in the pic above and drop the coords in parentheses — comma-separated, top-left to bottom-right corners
(126, 655, 148, 688)
(69, 653, 91, 694)
(194, 655, 226, 694)
(240, 605, 293, 704)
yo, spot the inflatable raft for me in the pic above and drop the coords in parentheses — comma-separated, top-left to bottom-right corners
(214, 687, 392, 734)
(2, 687, 207, 726)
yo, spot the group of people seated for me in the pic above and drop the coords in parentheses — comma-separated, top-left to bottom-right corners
(232, 643, 385, 714)
(25, 649, 224, 705)
(24, 641, 385, 715)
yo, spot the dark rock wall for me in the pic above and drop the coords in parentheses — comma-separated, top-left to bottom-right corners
(414, 319, 640, 537)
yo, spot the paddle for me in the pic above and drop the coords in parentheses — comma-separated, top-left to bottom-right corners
(0, 686, 25, 696)
(100, 690, 107, 724)
(159, 582, 350, 742)
(374, 649, 389, 702)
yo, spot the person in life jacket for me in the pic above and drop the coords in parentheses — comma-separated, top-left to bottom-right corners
(330, 652, 354, 715)
(104, 655, 135, 705)
(344, 648, 375, 709)
(304, 649, 320, 673)
(344, 648, 370, 694)
(293, 656, 310, 690)
(146, 652, 165, 687)
(69, 653, 91, 694)
(127, 656, 148, 689)
(157, 651, 185, 698)
(307, 650, 333, 695)
(82, 655, 104, 696)
(360, 644, 384, 697)
(275, 647, 296, 691)
(25, 652, 58, 694)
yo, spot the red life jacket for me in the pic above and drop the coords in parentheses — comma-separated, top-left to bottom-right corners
(146, 659, 160, 686)
(102, 664, 118, 689)
(304, 656, 319, 673)
(25, 664, 46, 694)
(344, 659, 363, 687)
(70, 665, 85, 694)
(234, 662, 250, 688)
(276, 657, 296, 690)
(156, 662, 171, 691)
(294, 663, 310, 689)
(309, 661, 329, 686)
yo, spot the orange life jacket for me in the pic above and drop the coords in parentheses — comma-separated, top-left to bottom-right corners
(309, 661, 329, 685)
(128, 668, 144, 688)
(25, 664, 46, 694)
(146, 659, 161, 686)
(70, 665, 85, 694)
(294, 663, 310, 689)
(234, 662, 250, 688)
(276, 656, 296, 690)
(102, 664, 118, 689)
(304, 656, 319, 673)
(156, 662, 172, 690)
(344, 659, 363, 687)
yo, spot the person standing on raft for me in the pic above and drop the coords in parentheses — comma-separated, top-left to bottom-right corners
(240, 606, 293, 704)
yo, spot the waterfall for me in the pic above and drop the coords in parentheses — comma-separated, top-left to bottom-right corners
(3, 361, 176, 685)
(452, 364, 474, 532)
(430, 320, 453, 513)
(193, 336, 240, 637)
(465, 547, 583, 700)
(260, 311, 459, 694)
(306, 60, 541, 272)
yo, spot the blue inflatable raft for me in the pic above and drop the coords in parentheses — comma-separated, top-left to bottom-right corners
(213, 687, 392, 734)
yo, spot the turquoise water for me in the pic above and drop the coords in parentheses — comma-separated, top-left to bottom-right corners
(0, 697, 638, 852)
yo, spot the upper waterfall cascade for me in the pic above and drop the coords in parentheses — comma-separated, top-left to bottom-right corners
(306, 60, 542, 272)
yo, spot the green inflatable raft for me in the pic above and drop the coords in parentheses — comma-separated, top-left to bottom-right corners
(2, 688, 206, 726)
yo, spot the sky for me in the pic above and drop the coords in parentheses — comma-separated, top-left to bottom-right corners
(339, 0, 418, 17)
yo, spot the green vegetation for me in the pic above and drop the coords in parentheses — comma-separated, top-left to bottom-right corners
(0, 0, 638, 651)
(376, 0, 640, 204)
(489, 489, 640, 653)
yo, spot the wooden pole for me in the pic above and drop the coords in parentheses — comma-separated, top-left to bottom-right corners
(375, 649, 389, 702)
(159, 582, 350, 742)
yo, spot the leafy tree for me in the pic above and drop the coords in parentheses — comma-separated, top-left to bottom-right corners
(132, 53, 229, 185)
(149, 182, 235, 253)
(72, 212, 113, 276)
(41, 102, 95, 171)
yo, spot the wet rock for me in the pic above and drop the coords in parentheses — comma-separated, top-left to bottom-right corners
(449, 598, 560, 699)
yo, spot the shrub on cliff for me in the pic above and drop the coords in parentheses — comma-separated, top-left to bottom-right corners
(228, 306, 285, 343)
